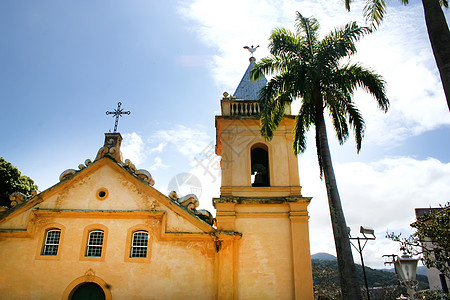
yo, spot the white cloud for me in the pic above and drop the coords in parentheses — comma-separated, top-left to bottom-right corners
(150, 156, 169, 170)
(121, 132, 147, 165)
(153, 125, 211, 157)
(149, 142, 165, 154)
(302, 155, 450, 267)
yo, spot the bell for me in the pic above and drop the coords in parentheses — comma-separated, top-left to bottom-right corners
(253, 172, 266, 186)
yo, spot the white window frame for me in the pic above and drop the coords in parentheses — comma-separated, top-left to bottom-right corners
(42, 228, 61, 256)
(130, 230, 149, 258)
(86, 230, 104, 257)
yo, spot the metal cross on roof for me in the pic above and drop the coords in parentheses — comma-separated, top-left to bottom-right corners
(106, 102, 131, 133)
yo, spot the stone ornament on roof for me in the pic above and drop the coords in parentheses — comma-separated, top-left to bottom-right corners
(168, 191, 213, 225)
(95, 133, 124, 163)
(59, 133, 155, 187)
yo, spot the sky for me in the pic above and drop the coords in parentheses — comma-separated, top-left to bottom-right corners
(1, 1, 449, 269)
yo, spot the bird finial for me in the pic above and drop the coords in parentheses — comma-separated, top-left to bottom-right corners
(243, 45, 259, 57)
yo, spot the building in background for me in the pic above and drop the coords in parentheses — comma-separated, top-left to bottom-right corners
(415, 207, 450, 293)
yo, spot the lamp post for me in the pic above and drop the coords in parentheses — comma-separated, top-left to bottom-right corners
(394, 254, 419, 300)
(348, 226, 376, 300)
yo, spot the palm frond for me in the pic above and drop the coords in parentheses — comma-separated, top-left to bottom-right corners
(345, 0, 353, 11)
(363, 0, 387, 29)
(327, 92, 350, 145)
(269, 27, 302, 58)
(293, 103, 314, 154)
(440, 0, 449, 8)
(344, 102, 366, 152)
(295, 12, 319, 57)
(259, 75, 293, 139)
(341, 63, 389, 112)
(317, 22, 371, 67)
(252, 56, 286, 80)
(255, 11, 389, 158)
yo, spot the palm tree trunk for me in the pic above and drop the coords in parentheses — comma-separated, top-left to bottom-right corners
(422, 0, 450, 112)
(315, 112, 362, 300)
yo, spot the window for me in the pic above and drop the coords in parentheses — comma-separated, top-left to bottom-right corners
(86, 230, 104, 257)
(42, 229, 61, 256)
(124, 226, 152, 263)
(130, 231, 149, 258)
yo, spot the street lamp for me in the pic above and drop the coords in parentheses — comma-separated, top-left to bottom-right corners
(383, 253, 419, 300)
(348, 226, 376, 300)
(394, 254, 419, 300)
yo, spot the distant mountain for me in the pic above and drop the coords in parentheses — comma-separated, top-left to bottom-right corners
(312, 253, 428, 277)
(311, 252, 337, 260)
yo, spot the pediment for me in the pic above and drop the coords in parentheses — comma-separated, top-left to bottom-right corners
(0, 157, 213, 234)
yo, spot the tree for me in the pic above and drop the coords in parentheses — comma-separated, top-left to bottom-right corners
(252, 12, 389, 299)
(312, 262, 342, 299)
(345, 0, 450, 112)
(387, 203, 450, 281)
(0, 157, 38, 207)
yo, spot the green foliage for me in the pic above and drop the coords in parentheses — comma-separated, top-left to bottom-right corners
(312, 259, 429, 299)
(252, 11, 388, 156)
(0, 157, 38, 207)
(313, 261, 342, 299)
(417, 289, 450, 300)
(387, 203, 450, 281)
(312, 259, 429, 289)
(345, 0, 449, 29)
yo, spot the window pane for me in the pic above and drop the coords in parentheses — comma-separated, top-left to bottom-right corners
(42, 229, 61, 256)
(131, 246, 147, 258)
(131, 231, 148, 258)
(132, 232, 148, 247)
(86, 230, 104, 257)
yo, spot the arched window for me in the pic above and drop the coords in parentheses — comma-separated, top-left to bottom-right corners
(86, 230, 104, 257)
(251, 144, 270, 187)
(42, 228, 61, 256)
(130, 230, 149, 258)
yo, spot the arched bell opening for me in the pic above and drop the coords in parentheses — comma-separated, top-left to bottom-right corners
(250, 144, 270, 187)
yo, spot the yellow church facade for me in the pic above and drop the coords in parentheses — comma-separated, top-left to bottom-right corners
(0, 57, 314, 299)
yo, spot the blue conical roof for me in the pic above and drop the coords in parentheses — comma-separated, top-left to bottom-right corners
(233, 57, 268, 101)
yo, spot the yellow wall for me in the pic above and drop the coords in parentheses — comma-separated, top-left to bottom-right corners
(0, 159, 217, 299)
(0, 214, 216, 299)
(214, 199, 314, 300)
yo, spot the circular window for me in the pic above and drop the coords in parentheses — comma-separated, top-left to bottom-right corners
(96, 188, 108, 200)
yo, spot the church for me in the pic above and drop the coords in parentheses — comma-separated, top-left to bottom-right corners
(0, 56, 314, 299)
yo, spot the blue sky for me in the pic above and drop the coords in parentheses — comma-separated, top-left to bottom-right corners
(1, 1, 449, 268)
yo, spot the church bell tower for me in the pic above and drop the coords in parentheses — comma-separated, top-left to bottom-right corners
(213, 55, 314, 299)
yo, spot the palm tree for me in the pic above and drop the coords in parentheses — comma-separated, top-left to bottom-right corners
(251, 12, 389, 300)
(345, 0, 450, 112)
